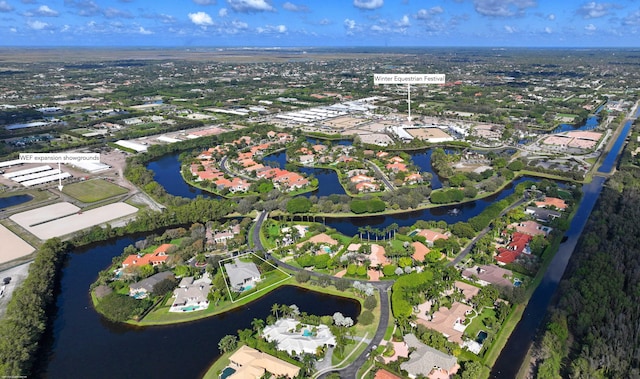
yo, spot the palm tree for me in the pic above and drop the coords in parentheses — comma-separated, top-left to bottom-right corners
(271, 303, 280, 319)
(389, 223, 399, 240)
(358, 227, 365, 241)
(252, 318, 265, 334)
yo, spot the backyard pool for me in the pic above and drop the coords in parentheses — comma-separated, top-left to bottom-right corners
(476, 331, 488, 344)
(220, 366, 236, 379)
(513, 278, 522, 287)
(303, 329, 313, 337)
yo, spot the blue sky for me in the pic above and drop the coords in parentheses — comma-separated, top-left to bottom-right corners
(1, 0, 639, 47)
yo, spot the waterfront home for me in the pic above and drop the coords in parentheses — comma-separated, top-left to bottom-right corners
(400, 334, 459, 379)
(462, 265, 513, 288)
(525, 206, 561, 222)
(227, 345, 300, 379)
(122, 244, 173, 268)
(224, 259, 261, 291)
(508, 220, 551, 236)
(495, 232, 532, 265)
(534, 196, 567, 210)
(416, 229, 449, 247)
(262, 318, 336, 355)
(129, 271, 174, 299)
(415, 301, 472, 345)
(170, 274, 211, 312)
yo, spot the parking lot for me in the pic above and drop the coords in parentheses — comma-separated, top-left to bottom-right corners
(0, 261, 32, 318)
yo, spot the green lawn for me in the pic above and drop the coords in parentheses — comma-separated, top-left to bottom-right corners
(62, 179, 128, 202)
(466, 307, 497, 339)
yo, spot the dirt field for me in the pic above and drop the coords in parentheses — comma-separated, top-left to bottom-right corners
(0, 261, 32, 318)
(19, 202, 138, 240)
(0, 224, 35, 265)
(10, 202, 80, 227)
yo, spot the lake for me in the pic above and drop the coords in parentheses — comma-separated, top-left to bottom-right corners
(36, 235, 360, 379)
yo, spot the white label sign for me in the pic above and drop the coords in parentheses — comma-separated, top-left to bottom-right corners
(19, 153, 101, 163)
(373, 74, 445, 85)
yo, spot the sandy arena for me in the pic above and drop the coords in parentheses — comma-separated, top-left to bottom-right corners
(0, 224, 35, 265)
(11, 202, 138, 240)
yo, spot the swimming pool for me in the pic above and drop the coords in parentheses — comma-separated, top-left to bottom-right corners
(476, 331, 488, 344)
(303, 329, 313, 337)
(220, 367, 236, 379)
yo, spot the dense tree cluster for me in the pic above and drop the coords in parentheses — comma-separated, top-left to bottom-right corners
(534, 178, 640, 378)
(0, 239, 67, 377)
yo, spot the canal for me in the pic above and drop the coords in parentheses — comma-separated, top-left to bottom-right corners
(36, 235, 359, 379)
(490, 106, 636, 378)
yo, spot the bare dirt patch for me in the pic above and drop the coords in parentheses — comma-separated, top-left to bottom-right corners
(0, 224, 35, 265)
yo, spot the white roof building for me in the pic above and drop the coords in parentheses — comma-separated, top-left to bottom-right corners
(262, 318, 336, 356)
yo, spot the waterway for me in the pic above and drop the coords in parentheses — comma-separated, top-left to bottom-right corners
(490, 105, 635, 378)
(489, 176, 605, 379)
(551, 105, 604, 133)
(148, 152, 536, 237)
(324, 176, 536, 237)
(147, 154, 220, 199)
(0, 194, 32, 209)
(36, 235, 359, 379)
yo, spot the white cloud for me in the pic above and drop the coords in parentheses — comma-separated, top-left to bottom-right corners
(474, 0, 537, 17)
(64, 0, 101, 17)
(370, 24, 384, 31)
(396, 15, 410, 27)
(544, 26, 552, 33)
(504, 25, 516, 33)
(189, 11, 214, 25)
(10, 27, 17, 32)
(344, 18, 356, 30)
(584, 23, 597, 31)
(319, 18, 331, 25)
(138, 26, 153, 35)
(0, 0, 14, 12)
(61, 24, 70, 32)
(623, 10, 640, 26)
(226, 0, 275, 13)
(353, 0, 383, 10)
(103, 7, 132, 19)
(283, 2, 309, 12)
(231, 19, 248, 29)
(35, 5, 59, 17)
(548, 13, 555, 20)
(27, 20, 48, 30)
(416, 6, 443, 20)
(193, 0, 216, 5)
(219, 8, 228, 17)
(577, 2, 617, 19)
(256, 24, 287, 33)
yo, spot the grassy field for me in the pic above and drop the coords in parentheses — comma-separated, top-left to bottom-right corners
(62, 179, 128, 202)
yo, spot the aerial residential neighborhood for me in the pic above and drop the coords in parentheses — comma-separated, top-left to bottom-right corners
(0, 14, 639, 379)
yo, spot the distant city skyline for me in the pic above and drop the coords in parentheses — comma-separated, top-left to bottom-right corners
(0, 0, 639, 47)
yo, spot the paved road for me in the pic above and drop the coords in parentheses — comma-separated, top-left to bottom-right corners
(252, 210, 392, 378)
(220, 156, 253, 181)
(365, 160, 395, 191)
(448, 197, 525, 267)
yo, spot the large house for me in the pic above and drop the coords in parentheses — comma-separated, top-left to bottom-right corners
(462, 265, 513, 288)
(262, 318, 336, 355)
(224, 259, 261, 291)
(227, 345, 300, 379)
(400, 334, 459, 379)
(170, 274, 211, 312)
(416, 302, 472, 345)
(129, 271, 174, 299)
(495, 232, 532, 265)
(122, 244, 173, 268)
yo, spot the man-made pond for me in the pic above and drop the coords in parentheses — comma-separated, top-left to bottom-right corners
(324, 176, 536, 236)
(147, 154, 220, 199)
(0, 194, 32, 209)
(551, 105, 604, 134)
(36, 235, 359, 379)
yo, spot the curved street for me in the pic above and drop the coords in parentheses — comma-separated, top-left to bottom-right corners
(252, 210, 392, 379)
